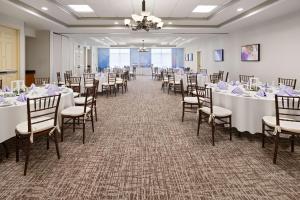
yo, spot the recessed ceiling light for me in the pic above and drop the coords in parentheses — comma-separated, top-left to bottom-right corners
(68, 5, 94, 13)
(114, 21, 119, 25)
(168, 22, 173, 25)
(237, 8, 244, 12)
(192, 5, 217, 13)
(41, 7, 48, 11)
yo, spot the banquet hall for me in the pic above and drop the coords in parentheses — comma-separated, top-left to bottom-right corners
(0, 0, 300, 199)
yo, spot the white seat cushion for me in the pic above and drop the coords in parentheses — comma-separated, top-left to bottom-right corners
(263, 116, 300, 134)
(116, 80, 123, 84)
(102, 82, 115, 86)
(73, 92, 80, 98)
(61, 106, 91, 117)
(16, 116, 54, 135)
(71, 83, 80, 87)
(85, 83, 93, 87)
(200, 106, 232, 117)
(184, 97, 198, 104)
(74, 97, 93, 105)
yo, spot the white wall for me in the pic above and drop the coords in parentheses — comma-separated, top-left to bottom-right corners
(0, 13, 25, 80)
(183, 12, 300, 88)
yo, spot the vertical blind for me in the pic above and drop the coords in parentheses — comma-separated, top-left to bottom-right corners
(109, 49, 130, 67)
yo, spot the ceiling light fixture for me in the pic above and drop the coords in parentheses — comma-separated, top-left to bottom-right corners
(192, 5, 217, 13)
(168, 22, 173, 25)
(68, 5, 94, 13)
(114, 21, 119, 25)
(41, 7, 48, 11)
(237, 8, 244, 12)
(138, 40, 149, 52)
(124, 0, 163, 31)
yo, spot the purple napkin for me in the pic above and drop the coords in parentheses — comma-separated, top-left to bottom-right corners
(276, 86, 297, 96)
(217, 81, 227, 90)
(47, 88, 58, 96)
(256, 89, 267, 97)
(30, 83, 36, 91)
(17, 93, 27, 102)
(3, 86, 11, 92)
(231, 87, 244, 95)
(0, 96, 4, 103)
(231, 81, 239, 86)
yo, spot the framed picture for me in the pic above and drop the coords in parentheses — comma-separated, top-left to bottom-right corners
(241, 44, 260, 61)
(190, 53, 193, 61)
(214, 49, 224, 62)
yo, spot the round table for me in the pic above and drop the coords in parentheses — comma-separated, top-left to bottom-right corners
(0, 87, 74, 143)
(211, 85, 276, 134)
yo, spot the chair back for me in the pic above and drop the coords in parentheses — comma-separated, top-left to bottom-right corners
(35, 77, 50, 85)
(69, 76, 81, 93)
(275, 95, 300, 127)
(195, 85, 206, 106)
(168, 72, 175, 84)
(225, 72, 229, 82)
(180, 79, 185, 101)
(27, 94, 61, 135)
(0, 79, 2, 90)
(219, 71, 224, 81)
(210, 74, 220, 83)
(187, 73, 197, 86)
(64, 73, 71, 86)
(201, 87, 213, 114)
(93, 79, 99, 99)
(56, 72, 62, 83)
(239, 75, 254, 84)
(108, 73, 116, 84)
(278, 78, 297, 89)
(83, 73, 95, 87)
(84, 86, 96, 113)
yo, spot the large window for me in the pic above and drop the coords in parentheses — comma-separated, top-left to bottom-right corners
(151, 48, 172, 68)
(109, 48, 130, 67)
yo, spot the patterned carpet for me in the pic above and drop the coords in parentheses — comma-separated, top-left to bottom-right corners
(0, 76, 300, 200)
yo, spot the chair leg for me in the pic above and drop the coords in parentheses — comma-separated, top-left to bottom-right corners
(211, 123, 215, 146)
(16, 135, 20, 162)
(73, 118, 75, 133)
(94, 102, 98, 122)
(47, 135, 49, 150)
(2, 142, 9, 159)
(291, 135, 295, 153)
(229, 116, 232, 141)
(262, 121, 265, 148)
(24, 139, 31, 176)
(182, 103, 185, 122)
(273, 133, 280, 164)
(82, 120, 86, 144)
(61, 117, 64, 142)
(91, 112, 94, 132)
(197, 111, 201, 136)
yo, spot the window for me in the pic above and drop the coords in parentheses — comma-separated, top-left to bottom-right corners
(109, 48, 130, 67)
(151, 48, 172, 68)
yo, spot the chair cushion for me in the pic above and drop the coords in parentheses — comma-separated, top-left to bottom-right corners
(85, 83, 93, 87)
(61, 106, 91, 117)
(102, 82, 115, 86)
(16, 116, 54, 135)
(74, 97, 93, 105)
(263, 116, 300, 134)
(200, 106, 232, 117)
(116, 80, 123, 84)
(71, 83, 80, 87)
(73, 92, 80, 98)
(184, 97, 198, 104)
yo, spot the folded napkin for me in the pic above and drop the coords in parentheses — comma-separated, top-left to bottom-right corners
(231, 86, 244, 95)
(256, 89, 267, 97)
(276, 86, 297, 96)
(0, 96, 4, 103)
(217, 81, 227, 90)
(231, 81, 240, 86)
(3, 86, 11, 92)
(29, 83, 36, 91)
(47, 86, 59, 96)
(17, 93, 27, 102)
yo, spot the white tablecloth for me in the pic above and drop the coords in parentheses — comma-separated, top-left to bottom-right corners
(0, 88, 74, 143)
(211, 85, 276, 134)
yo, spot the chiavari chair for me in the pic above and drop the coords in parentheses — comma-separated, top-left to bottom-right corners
(69, 76, 81, 98)
(187, 73, 197, 94)
(167, 72, 181, 95)
(83, 73, 95, 88)
(56, 72, 64, 86)
(239, 75, 254, 84)
(61, 86, 95, 144)
(219, 71, 224, 81)
(15, 94, 61, 175)
(102, 73, 117, 97)
(64, 73, 71, 86)
(209, 74, 220, 84)
(180, 79, 199, 122)
(198, 87, 232, 146)
(224, 72, 229, 82)
(278, 78, 297, 89)
(130, 66, 137, 80)
(34, 77, 50, 85)
(262, 95, 300, 164)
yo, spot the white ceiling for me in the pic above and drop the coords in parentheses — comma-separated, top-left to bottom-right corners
(1, 0, 300, 47)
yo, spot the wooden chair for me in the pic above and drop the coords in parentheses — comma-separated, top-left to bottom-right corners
(219, 71, 224, 81)
(35, 77, 50, 85)
(64, 73, 71, 86)
(83, 73, 95, 88)
(65, 70, 72, 76)
(239, 75, 254, 84)
(198, 88, 232, 146)
(161, 70, 168, 91)
(210, 74, 220, 84)
(224, 72, 229, 82)
(130, 66, 137, 80)
(180, 79, 199, 122)
(167, 72, 180, 94)
(278, 78, 297, 89)
(102, 73, 117, 97)
(262, 95, 300, 164)
(61, 86, 95, 144)
(56, 72, 64, 86)
(69, 76, 81, 98)
(15, 94, 61, 175)
(0, 79, 2, 90)
(187, 73, 197, 94)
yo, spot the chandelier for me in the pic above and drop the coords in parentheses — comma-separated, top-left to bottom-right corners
(138, 40, 149, 52)
(124, 0, 163, 31)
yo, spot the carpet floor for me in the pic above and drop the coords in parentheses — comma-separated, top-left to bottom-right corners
(0, 76, 299, 200)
